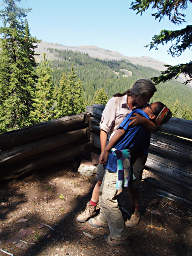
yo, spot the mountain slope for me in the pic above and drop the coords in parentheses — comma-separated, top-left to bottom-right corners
(36, 41, 166, 71)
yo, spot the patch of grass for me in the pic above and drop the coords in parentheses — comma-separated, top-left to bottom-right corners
(59, 194, 64, 200)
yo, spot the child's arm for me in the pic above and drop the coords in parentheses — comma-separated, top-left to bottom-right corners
(129, 113, 157, 131)
(105, 128, 125, 151)
(102, 128, 125, 163)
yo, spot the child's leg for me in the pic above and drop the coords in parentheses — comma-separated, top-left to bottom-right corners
(76, 164, 104, 222)
(90, 180, 102, 204)
(76, 181, 102, 222)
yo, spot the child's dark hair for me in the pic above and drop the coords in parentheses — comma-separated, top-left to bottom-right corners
(153, 102, 172, 125)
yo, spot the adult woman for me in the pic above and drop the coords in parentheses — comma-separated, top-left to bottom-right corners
(77, 79, 157, 224)
(93, 102, 171, 246)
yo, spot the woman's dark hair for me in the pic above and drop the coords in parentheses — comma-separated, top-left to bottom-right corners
(113, 79, 157, 98)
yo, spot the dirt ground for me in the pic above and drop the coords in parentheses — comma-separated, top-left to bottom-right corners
(1, 163, 192, 256)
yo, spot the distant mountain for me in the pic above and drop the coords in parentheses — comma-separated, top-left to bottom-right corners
(34, 41, 192, 118)
(126, 56, 167, 71)
(36, 41, 191, 86)
(36, 41, 166, 71)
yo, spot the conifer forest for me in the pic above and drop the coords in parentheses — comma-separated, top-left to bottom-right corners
(0, 0, 192, 133)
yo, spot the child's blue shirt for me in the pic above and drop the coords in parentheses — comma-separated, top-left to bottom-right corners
(105, 108, 151, 173)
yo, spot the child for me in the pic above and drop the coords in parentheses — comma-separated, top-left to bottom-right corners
(102, 102, 171, 175)
(89, 102, 172, 246)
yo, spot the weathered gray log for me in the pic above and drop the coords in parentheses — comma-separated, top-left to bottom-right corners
(0, 128, 88, 166)
(90, 124, 100, 134)
(0, 113, 88, 150)
(145, 153, 192, 185)
(0, 142, 88, 180)
(160, 117, 192, 139)
(155, 189, 192, 205)
(150, 132, 192, 162)
(90, 132, 101, 150)
(91, 133, 192, 181)
(89, 123, 192, 162)
(143, 169, 192, 204)
(86, 105, 104, 121)
(87, 104, 192, 139)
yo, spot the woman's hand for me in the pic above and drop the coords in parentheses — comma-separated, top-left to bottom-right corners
(103, 150, 109, 164)
(129, 113, 157, 131)
(99, 151, 105, 164)
(128, 113, 145, 127)
(99, 150, 109, 164)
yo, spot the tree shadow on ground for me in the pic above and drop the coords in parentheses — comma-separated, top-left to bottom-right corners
(0, 181, 27, 221)
(139, 178, 192, 256)
(1, 163, 192, 256)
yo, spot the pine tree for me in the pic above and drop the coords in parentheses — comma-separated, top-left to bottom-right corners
(171, 99, 192, 119)
(0, 0, 37, 132)
(53, 72, 69, 118)
(30, 55, 54, 123)
(130, 0, 192, 84)
(54, 67, 85, 118)
(67, 67, 85, 115)
(92, 88, 108, 105)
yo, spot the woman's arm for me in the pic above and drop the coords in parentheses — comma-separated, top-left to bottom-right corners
(100, 97, 117, 135)
(100, 130, 108, 153)
(129, 113, 157, 132)
(99, 97, 117, 163)
(99, 130, 108, 164)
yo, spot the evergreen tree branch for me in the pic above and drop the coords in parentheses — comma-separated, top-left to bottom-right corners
(152, 61, 192, 84)
(130, 0, 190, 24)
(147, 25, 192, 56)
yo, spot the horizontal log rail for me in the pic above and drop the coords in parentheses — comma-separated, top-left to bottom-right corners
(1, 142, 88, 180)
(87, 104, 192, 139)
(0, 114, 90, 180)
(0, 128, 88, 165)
(0, 113, 88, 150)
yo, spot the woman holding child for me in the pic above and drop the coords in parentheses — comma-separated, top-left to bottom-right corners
(77, 79, 171, 245)
(95, 101, 171, 246)
(77, 79, 157, 219)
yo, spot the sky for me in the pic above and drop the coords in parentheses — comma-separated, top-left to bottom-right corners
(20, 0, 192, 65)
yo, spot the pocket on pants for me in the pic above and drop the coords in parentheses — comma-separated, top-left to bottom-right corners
(102, 171, 117, 201)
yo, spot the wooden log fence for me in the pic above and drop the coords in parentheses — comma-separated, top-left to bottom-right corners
(0, 114, 89, 150)
(0, 104, 192, 205)
(0, 114, 90, 180)
(87, 104, 192, 204)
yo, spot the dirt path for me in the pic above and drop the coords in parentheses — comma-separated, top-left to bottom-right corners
(0, 165, 192, 256)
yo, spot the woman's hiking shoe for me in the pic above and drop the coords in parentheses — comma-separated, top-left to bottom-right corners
(76, 203, 97, 223)
(88, 215, 108, 228)
(105, 234, 128, 246)
(125, 212, 140, 227)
